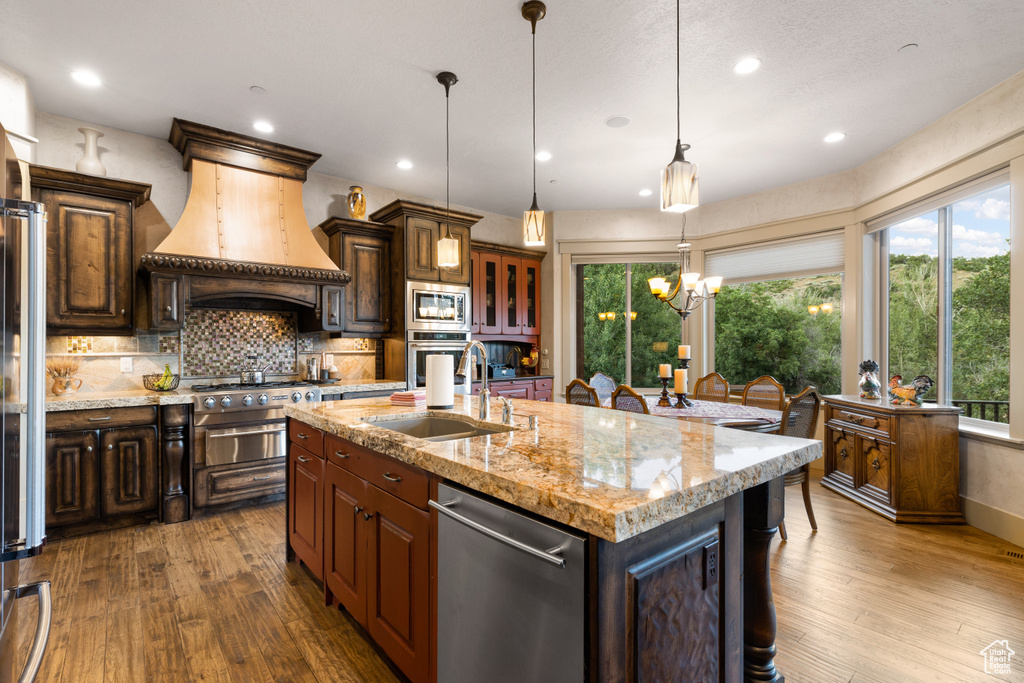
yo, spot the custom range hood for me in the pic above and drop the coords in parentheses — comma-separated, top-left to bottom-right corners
(140, 119, 349, 332)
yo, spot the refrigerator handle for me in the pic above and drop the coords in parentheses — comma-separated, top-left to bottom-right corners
(24, 201, 47, 555)
(13, 580, 52, 683)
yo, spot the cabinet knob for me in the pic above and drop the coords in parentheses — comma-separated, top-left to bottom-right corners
(165, 306, 173, 313)
(354, 506, 363, 514)
(86, 446, 93, 452)
(363, 512, 374, 521)
(871, 457, 881, 470)
(107, 444, 113, 450)
(120, 309, 126, 315)
(838, 447, 848, 459)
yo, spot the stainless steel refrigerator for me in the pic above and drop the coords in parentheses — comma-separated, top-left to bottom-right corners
(0, 123, 50, 681)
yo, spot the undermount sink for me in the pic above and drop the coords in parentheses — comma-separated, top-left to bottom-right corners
(369, 416, 512, 442)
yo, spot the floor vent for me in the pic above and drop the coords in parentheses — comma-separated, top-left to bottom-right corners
(1001, 549, 1024, 561)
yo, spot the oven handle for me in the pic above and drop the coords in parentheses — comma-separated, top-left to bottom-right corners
(207, 424, 287, 439)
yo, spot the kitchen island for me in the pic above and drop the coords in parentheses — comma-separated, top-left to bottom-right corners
(284, 395, 820, 683)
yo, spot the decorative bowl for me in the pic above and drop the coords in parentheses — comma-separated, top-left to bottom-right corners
(143, 374, 180, 391)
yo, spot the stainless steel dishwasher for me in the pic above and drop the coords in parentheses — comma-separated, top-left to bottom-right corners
(431, 483, 586, 683)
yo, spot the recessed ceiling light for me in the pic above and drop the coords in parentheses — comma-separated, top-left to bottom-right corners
(605, 116, 631, 128)
(396, 160, 414, 170)
(535, 151, 552, 162)
(734, 57, 762, 75)
(70, 70, 102, 87)
(898, 43, 919, 54)
(253, 120, 274, 133)
(639, 189, 653, 197)
(250, 85, 267, 95)
(824, 132, 846, 143)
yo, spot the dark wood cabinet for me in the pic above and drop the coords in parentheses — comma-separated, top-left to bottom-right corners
(30, 165, 151, 335)
(100, 426, 159, 517)
(521, 259, 541, 336)
(366, 484, 430, 683)
(370, 200, 480, 287)
(288, 443, 325, 580)
(406, 218, 439, 281)
(501, 256, 522, 335)
(438, 224, 471, 285)
(478, 252, 502, 335)
(45, 430, 100, 527)
(821, 395, 965, 524)
(320, 217, 393, 337)
(470, 241, 545, 342)
(470, 251, 481, 334)
(322, 285, 345, 332)
(149, 273, 184, 330)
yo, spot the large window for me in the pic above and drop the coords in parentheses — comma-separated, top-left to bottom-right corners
(883, 180, 1010, 423)
(578, 261, 682, 388)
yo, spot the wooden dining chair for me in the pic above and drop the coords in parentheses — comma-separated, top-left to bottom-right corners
(742, 375, 786, 411)
(693, 372, 730, 403)
(778, 387, 822, 541)
(566, 379, 601, 407)
(588, 372, 616, 403)
(610, 385, 650, 414)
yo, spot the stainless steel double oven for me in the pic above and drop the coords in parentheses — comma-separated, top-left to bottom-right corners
(405, 282, 471, 391)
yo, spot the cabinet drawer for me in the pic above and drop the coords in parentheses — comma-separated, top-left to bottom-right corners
(325, 433, 380, 480)
(195, 459, 286, 508)
(325, 434, 430, 510)
(289, 420, 323, 457)
(830, 407, 890, 436)
(535, 390, 552, 402)
(535, 378, 553, 392)
(47, 406, 158, 433)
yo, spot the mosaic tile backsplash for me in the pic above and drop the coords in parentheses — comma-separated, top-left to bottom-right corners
(182, 310, 297, 377)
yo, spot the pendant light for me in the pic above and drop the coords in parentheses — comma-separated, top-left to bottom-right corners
(437, 71, 461, 268)
(660, 0, 699, 213)
(522, 1, 547, 246)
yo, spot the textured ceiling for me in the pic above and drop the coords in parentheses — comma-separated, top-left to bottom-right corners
(3, 0, 1024, 217)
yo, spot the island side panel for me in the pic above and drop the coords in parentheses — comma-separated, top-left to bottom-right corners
(743, 476, 785, 683)
(594, 495, 741, 683)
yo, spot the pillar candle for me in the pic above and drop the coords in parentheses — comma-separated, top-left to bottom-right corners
(674, 368, 688, 394)
(678, 345, 691, 360)
(659, 364, 672, 378)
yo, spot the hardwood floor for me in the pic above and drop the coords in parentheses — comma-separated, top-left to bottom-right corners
(12, 476, 1024, 682)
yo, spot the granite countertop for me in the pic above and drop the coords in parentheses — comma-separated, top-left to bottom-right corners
(318, 380, 407, 393)
(285, 395, 821, 543)
(45, 389, 193, 412)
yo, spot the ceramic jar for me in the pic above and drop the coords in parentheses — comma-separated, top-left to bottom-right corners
(51, 377, 83, 395)
(76, 127, 107, 176)
(347, 185, 366, 220)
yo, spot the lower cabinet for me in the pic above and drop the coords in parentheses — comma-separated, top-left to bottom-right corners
(45, 430, 100, 527)
(290, 421, 431, 683)
(472, 376, 552, 402)
(100, 426, 159, 516)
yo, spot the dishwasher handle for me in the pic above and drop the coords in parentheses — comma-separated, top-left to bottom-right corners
(429, 499, 565, 568)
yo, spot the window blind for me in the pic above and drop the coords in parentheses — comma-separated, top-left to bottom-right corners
(704, 232, 845, 284)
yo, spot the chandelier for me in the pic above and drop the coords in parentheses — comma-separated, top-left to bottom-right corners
(647, 215, 721, 318)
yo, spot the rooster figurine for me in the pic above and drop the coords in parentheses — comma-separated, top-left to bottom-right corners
(858, 360, 881, 399)
(888, 374, 934, 406)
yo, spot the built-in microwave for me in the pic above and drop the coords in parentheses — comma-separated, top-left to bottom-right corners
(406, 281, 470, 333)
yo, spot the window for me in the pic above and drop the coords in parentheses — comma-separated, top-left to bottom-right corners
(706, 234, 845, 395)
(881, 179, 1011, 424)
(578, 262, 682, 388)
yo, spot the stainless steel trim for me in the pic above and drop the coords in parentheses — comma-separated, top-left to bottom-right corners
(429, 499, 565, 568)
(88, 416, 111, 421)
(12, 580, 52, 683)
(207, 425, 285, 439)
(194, 408, 284, 426)
(24, 200, 47, 557)
(405, 281, 471, 332)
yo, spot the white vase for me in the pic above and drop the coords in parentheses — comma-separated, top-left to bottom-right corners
(76, 127, 106, 176)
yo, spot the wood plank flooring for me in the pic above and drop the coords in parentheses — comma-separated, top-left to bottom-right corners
(13, 476, 1024, 682)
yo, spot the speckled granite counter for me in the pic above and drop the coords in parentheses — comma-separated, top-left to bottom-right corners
(45, 389, 193, 412)
(285, 394, 821, 542)
(317, 380, 407, 394)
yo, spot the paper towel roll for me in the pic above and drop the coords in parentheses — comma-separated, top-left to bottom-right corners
(426, 354, 455, 409)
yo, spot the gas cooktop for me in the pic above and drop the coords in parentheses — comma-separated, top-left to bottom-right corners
(191, 380, 312, 393)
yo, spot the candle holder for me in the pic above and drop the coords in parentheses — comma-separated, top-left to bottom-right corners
(674, 392, 693, 408)
(657, 377, 673, 407)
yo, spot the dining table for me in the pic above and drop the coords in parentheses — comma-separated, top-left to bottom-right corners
(601, 395, 784, 433)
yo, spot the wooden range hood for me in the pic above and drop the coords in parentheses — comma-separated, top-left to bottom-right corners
(140, 119, 349, 332)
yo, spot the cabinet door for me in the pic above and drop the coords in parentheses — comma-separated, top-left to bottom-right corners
(406, 219, 439, 281)
(322, 285, 345, 332)
(859, 438, 892, 504)
(501, 256, 522, 334)
(521, 258, 541, 336)
(324, 463, 368, 625)
(100, 426, 159, 516)
(534, 389, 552, 402)
(41, 189, 133, 333)
(366, 486, 430, 683)
(479, 253, 502, 335)
(438, 224, 471, 285)
(492, 383, 532, 400)
(470, 251, 480, 334)
(344, 233, 391, 334)
(289, 444, 325, 580)
(45, 430, 100, 527)
(827, 428, 856, 486)
(150, 273, 184, 331)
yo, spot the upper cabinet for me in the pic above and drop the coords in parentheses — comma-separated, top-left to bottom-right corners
(30, 165, 151, 335)
(370, 200, 480, 286)
(471, 241, 545, 341)
(319, 217, 393, 337)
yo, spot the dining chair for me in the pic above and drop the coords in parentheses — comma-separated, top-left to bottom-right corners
(588, 372, 616, 403)
(693, 372, 730, 403)
(610, 385, 650, 414)
(778, 386, 822, 541)
(742, 375, 786, 411)
(566, 379, 601, 407)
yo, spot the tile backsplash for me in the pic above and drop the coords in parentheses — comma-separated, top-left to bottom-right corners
(182, 310, 296, 377)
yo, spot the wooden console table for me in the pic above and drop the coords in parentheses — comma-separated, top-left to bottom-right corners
(821, 395, 964, 524)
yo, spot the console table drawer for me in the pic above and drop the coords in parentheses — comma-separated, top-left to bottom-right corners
(831, 408, 890, 436)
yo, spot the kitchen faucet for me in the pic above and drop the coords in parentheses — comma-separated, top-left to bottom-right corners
(456, 341, 489, 421)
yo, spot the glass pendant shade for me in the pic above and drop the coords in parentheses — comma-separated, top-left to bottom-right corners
(704, 276, 723, 293)
(523, 195, 545, 246)
(661, 143, 700, 213)
(682, 272, 701, 291)
(437, 226, 460, 268)
(648, 277, 668, 296)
